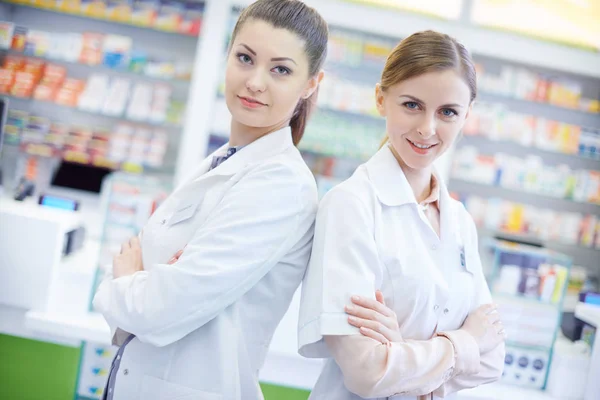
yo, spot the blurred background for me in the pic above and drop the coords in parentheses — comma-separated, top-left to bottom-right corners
(0, 1, 598, 399)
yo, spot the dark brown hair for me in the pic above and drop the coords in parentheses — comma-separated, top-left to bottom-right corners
(230, 0, 328, 146)
(380, 30, 477, 145)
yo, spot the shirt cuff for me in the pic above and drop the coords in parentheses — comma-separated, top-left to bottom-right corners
(436, 330, 481, 376)
(298, 312, 360, 358)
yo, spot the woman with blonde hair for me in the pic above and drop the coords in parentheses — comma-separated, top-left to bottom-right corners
(299, 30, 506, 400)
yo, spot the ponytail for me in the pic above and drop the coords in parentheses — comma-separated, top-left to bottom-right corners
(290, 86, 319, 146)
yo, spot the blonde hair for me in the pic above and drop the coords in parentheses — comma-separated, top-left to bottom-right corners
(379, 30, 476, 147)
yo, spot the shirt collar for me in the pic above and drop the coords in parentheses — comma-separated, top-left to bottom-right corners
(196, 125, 294, 179)
(421, 173, 440, 209)
(365, 144, 446, 209)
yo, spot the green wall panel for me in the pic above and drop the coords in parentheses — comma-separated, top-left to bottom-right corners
(0, 334, 311, 400)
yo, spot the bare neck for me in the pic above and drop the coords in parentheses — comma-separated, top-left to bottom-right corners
(389, 145, 433, 204)
(229, 119, 289, 147)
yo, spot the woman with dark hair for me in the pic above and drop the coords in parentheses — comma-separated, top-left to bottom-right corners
(93, 1, 328, 399)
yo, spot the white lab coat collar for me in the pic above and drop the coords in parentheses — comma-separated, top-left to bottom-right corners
(366, 145, 463, 248)
(365, 145, 422, 207)
(192, 126, 294, 181)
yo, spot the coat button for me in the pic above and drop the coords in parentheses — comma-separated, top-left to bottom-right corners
(123, 369, 129, 376)
(161, 219, 167, 225)
(444, 308, 449, 314)
(433, 305, 439, 311)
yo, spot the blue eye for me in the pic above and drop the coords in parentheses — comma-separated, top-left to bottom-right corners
(441, 108, 458, 117)
(404, 101, 420, 110)
(236, 53, 252, 64)
(272, 66, 291, 75)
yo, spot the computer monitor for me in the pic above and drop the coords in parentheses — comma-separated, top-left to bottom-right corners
(51, 161, 112, 194)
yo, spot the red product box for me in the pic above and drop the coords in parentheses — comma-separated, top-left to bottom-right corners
(0, 68, 15, 94)
(55, 78, 86, 107)
(79, 32, 104, 66)
(178, 0, 203, 36)
(11, 71, 37, 97)
(2, 55, 26, 70)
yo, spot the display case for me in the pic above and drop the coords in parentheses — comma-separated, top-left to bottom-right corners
(74, 171, 171, 400)
(486, 240, 572, 390)
(0, 0, 203, 197)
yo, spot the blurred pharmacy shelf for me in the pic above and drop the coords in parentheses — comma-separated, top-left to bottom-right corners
(232, 0, 600, 79)
(450, 178, 600, 212)
(478, 92, 600, 128)
(1, 49, 192, 85)
(4, 1, 202, 37)
(459, 135, 600, 169)
(5, 95, 182, 129)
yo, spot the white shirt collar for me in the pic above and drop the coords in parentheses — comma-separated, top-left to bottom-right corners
(365, 145, 450, 210)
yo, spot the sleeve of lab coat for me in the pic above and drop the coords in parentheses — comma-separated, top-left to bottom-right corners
(95, 265, 133, 346)
(433, 212, 505, 397)
(298, 187, 382, 358)
(323, 331, 480, 398)
(93, 162, 317, 347)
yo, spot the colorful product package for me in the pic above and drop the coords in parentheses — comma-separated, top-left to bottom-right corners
(11, 71, 38, 98)
(24, 30, 51, 57)
(102, 34, 133, 69)
(105, 0, 133, 22)
(79, 32, 104, 66)
(80, 0, 107, 18)
(0, 68, 16, 94)
(55, 78, 86, 107)
(45, 122, 70, 148)
(32, 0, 58, 8)
(131, 0, 159, 27)
(55, 0, 82, 13)
(0, 22, 15, 50)
(33, 63, 67, 101)
(155, 0, 184, 32)
(11, 26, 28, 52)
(179, 0, 203, 36)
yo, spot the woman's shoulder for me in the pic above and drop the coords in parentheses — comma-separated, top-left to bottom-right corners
(321, 165, 378, 209)
(445, 197, 479, 243)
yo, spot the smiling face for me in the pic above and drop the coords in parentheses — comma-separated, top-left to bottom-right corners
(376, 69, 472, 171)
(225, 19, 321, 136)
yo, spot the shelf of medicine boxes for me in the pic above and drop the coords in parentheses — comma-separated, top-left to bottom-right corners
(4, 141, 168, 174)
(327, 59, 600, 121)
(4, 1, 203, 38)
(476, 227, 600, 273)
(486, 240, 571, 350)
(4, 95, 182, 130)
(458, 134, 600, 170)
(448, 177, 600, 213)
(0, 49, 192, 85)
(2, 98, 182, 173)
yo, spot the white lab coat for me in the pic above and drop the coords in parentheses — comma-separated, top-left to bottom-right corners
(93, 126, 318, 400)
(298, 145, 502, 400)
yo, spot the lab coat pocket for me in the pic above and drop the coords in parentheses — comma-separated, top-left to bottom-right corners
(139, 375, 223, 400)
(168, 200, 201, 227)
